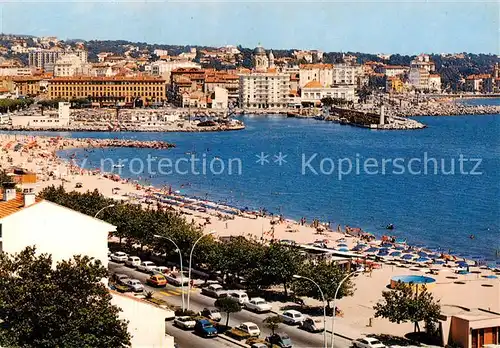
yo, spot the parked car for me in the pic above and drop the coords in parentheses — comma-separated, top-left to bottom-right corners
(153, 266, 170, 274)
(164, 272, 189, 286)
(238, 322, 260, 337)
(137, 261, 156, 273)
(114, 273, 130, 286)
(194, 319, 218, 338)
(228, 291, 249, 304)
(110, 251, 128, 263)
(125, 256, 141, 267)
(199, 307, 221, 322)
(244, 297, 272, 313)
(280, 310, 305, 325)
(201, 284, 228, 298)
(125, 279, 144, 292)
(300, 317, 324, 332)
(250, 343, 268, 348)
(352, 337, 386, 348)
(173, 316, 196, 330)
(146, 274, 167, 287)
(266, 333, 292, 348)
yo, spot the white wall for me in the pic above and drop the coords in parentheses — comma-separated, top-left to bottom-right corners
(111, 292, 175, 348)
(0, 200, 113, 269)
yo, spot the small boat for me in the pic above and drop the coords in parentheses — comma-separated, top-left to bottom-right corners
(113, 164, 125, 168)
(386, 224, 394, 230)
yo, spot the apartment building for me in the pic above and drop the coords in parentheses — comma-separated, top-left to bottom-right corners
(239, 72, 290, 109)
(48, 76, 166, 104)
(299, 64, 333, 88)
(301, 80, 355, 104)
(54, 54, 90, 77)
(29, 49, 88, 70)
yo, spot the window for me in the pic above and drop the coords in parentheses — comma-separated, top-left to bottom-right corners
(0, 223, 2, 238)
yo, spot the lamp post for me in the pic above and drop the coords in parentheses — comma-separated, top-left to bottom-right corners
(331, 269, 362, 348)
(94, 204, 115, 218)
(293, 275, 327, 348)
(154, 234, 185, 311)
(187, 230, 216, 310)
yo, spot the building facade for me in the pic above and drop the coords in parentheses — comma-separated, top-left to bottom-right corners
(150, 60, 201, 82)
(301, 80, 356, 104)
(239, 72, 290, 108)
(54, 54, 90, 77)
(299, 64, 333, 88)
(48, 76, 166, 104)
(29, 49, 88, 70)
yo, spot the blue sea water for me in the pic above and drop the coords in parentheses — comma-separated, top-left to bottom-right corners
(8, 106, 500, 259)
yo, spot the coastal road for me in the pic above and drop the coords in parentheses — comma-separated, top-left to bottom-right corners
(109, 262, 352, 348)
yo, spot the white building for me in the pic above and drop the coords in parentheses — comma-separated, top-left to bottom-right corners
(409, 67, 430, 90)
(149, 60, 201, 82)
(110, 291, 175, 348)
(29, 49, 88, 70)
(428, 74, 442, 92)
(332, 63, 361, 85)
(212, 86, 228, 109)
(239, 72, 290, 109)
(0, 66, 32, 76)
(301, 80, 356, 104)
(0, 182, 175, 348)
(0, 188, 112, 268)
(410, 54, 435, 73)
(11, 102, 70, 128)
(54, 54, 90, 77)
(382, 65, 409, 77)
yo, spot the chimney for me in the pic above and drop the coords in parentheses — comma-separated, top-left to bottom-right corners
(22, 187, 36, 207)
(2, 182, 17, 202)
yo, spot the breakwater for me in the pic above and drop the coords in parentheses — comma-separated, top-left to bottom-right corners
(388, 103, 500, 117)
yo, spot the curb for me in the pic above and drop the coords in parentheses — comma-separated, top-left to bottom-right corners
(219, 333, 251, 347)
(270, 310, 354, 342)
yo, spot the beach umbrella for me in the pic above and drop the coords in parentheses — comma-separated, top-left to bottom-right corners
(433, 260, 445, 265)
(337, 243, 348, 247)
(365, 247, 379, 254)
(418, 251, 429, 258)
(457, 261, 468, 268)
(378, 250, 389, 256)
(395, 245, 406, 250)
(401, 254, 415, 260)
(390, 251, 402, 257)
(338, 247, 349, 252)
(416, 257, 430, 263)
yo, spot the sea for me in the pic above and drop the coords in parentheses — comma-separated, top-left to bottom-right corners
(12, 98, 500, 259)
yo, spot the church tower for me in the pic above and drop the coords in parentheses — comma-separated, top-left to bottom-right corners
(268, 50, 275, 69)
(253, 46, 269, 71)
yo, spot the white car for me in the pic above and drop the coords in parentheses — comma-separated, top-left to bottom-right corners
(353, 337, 386, 348)
(280, 310, 305, 325)
(244, 298, 272, 313)
(173, 316, 196, 330)
(228, 291, 249, 304)
(201, 284, 227, 298)
(137, 261, 156, 273)
(114, 273, 130, 286)
(125, 256, 141, 267)
(164, 272, 189, 286)
(110, 251, 128, 263)
(125, 279, 144, 292)
(238, 322, 260, 337)
(153, 266, 169, 274)
(300, 317, 324, 332)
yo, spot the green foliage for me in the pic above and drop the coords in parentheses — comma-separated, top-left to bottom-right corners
(214, 297, 242, 327)
(292, 260, 355, 308)
(0, 98, 34, 113)
(250, 242, 305, 296)
(373, 282, 441, 332)
(263, 315, 282, 335)
(0, 246, 131, 347)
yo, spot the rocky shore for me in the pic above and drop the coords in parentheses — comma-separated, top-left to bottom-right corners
(387, 102, 500, 117)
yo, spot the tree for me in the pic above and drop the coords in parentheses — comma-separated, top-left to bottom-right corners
(373, 282, 441, 332)
(255, 242, 305, 297)
(214, 297, 242, 328)
(0, 246, 130, 347)
(292, 260, 355, 311)
(263, 315, 282, 335)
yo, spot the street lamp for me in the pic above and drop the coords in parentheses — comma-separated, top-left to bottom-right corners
(187, 230, 216, 310)
(153, 234, 185, 311)
(293, 275, 327, 348)
(331, 269, 362, 348)
(94, 204, 115, 218)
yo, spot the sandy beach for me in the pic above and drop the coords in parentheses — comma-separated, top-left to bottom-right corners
(1, 132, 499, 338)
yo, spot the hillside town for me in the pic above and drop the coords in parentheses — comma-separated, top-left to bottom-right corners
(0, 34, 499, 115)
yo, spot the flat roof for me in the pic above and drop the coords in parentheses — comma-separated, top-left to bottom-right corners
(441, 305, 500, 321)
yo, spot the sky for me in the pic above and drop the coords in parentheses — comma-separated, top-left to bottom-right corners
(0, 0, 498, 54)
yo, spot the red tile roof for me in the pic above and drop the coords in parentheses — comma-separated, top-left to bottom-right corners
(0, 192, 42, 219)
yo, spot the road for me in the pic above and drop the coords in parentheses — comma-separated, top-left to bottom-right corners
(110, 262, 352, 348)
